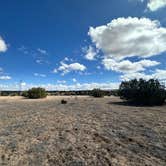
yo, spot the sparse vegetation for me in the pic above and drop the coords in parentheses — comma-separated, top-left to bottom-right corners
(10, 93, 18, 96)
(119, 79, 166, 105)
(0, 91, 10, 96)
(111, 89, 119, 96)
(91, 89, 104, 98)
(22, 91, 28, 97)
(0, 90, 113, 97)
(0, 96, 166, 165)
(27, 87, 47, 99)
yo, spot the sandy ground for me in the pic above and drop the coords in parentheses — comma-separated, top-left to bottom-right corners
(0, 96, 166, 166)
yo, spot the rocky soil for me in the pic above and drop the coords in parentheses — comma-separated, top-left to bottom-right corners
(0, 96, 166, 166)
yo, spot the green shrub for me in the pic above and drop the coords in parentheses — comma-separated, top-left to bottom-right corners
(0, 91, 10, 96)
(119, 79, 166, 106)
(10, 93, 18, 96)
(27, 87, 47, 99)
(91, 89, 104, 98)
(111, 90, 120, 96)
(22, 91, 28, 97)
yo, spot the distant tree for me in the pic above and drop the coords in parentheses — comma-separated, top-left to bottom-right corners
(91, 89, 104, 98)
(119, 79, 166, 105)
(111, 90, 119, 96)
(22, 91, 28, 97)
(0, 91, 10, 96)
(27, 87, 47, 99)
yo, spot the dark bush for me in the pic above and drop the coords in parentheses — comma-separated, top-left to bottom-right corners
(119, 79, 166, 106)
(61, 99, 67, 104)
(91, 89, 104, 98)
(27, 87, 47, 99)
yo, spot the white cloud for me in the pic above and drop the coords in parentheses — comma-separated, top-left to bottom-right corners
(57, 80, 66, 84)
(97, 66, 101, 69)
(146, 0, 166, 11)
(35, 59, 50, 65)
(53, 68, 58, 73)
(131, 0, 166, 11)
(84, 46, 97, 60)
(64, 57, 69, 61)
(34, 73, 46, 77)
(0, 37, 7, 52)
(0, 68, 3, 73)
(103, 59, 160, 73)
(56, 62, 86, 75)
(18, 46, 29, 54)
(72, 78, 77, 82)
(36, 59, 43, 64)
(21, 82, 26, 86)
(0, 76, 11, 80)
(0, 82, 120, 91)
(121, 69, 166, 81)
(153, 69, 166, 80)
(121, 72, 152, 81)
(88, 17, 166, 78)
(88, 17, 166, 60)
(18, 47, 49, 65)
(37, 48, 48, 55)
(0, 68, 11, 80)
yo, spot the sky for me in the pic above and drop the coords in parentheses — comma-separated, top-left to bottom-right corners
(0, 0, 166, 90)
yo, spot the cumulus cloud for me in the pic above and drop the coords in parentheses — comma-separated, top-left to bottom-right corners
(88, 17, 166, 60)
(0, 37, 7, 52)
(132, 0, 166, 11)
(121, 72, 151, 81)
(152, 69, 166, 80)
(56, 62, 86, 75)
(147, 0, 166, 11)
(0, 76, 11, 80)
(103, 59, 160, 73)
(121, 69, 166, 81)
(84, 46, 97, 60)
(143, 0, 166, 11)
(88, 17, 166, 80)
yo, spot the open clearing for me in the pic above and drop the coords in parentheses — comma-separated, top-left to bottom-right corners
(0, 96, 166, 166)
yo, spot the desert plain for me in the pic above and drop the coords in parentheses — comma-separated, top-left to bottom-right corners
(0, 96, 165, 166)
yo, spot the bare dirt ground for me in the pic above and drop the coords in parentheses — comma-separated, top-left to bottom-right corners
(0, 96, 166, 166)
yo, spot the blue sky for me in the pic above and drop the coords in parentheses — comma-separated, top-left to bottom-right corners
(0, 0, 166, 90)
